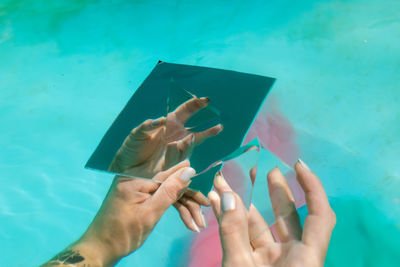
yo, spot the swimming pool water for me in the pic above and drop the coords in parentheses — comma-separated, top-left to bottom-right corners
(1, 0, 399, 266)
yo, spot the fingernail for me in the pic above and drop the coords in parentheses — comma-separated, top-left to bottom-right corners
(180, 167, 196, 183)
(200, 209, 208, 229)
(298, 158, 310, 171)
(215, 171, 228, 187)
(191, 218, 201, 233)
(151, 118, 163, 126)
(222, 192, 236, 211)
(190, 133, 195, 145)
(200, 97, 210, 103)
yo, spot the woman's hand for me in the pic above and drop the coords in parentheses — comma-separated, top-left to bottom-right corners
(109, 96, 222, 178)
(208, 159, 336, 267)
(43, 161, 197, 267)
(109, 96, 222, 232)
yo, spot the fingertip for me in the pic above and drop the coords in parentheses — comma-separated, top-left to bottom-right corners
(179, 167, 196, 184)
(294, 159, 314, 179)
(297, 158, 311, 171)
(267, 166, 280, 178)
(249, 203, 256, 212)
(208, 190, 220, 203)
(176, 204, 200, 232)
(200, 96, 210, 104)
(266, 167, 284, 189)
(178, 133, 194, 150)
(214, 171, 231, 193)
(214, 124, 224, 134)
(294, 158, 323, 193)
(191, 218, 201, 233)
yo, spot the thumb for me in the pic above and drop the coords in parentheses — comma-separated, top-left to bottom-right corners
(149, 167, 196, 214)
(218, 191, 254, 266)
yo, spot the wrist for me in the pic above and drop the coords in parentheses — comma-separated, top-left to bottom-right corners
(75, 232, 122, 267)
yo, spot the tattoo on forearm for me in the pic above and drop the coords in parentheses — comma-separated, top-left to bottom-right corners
(41, 249, 91, 266)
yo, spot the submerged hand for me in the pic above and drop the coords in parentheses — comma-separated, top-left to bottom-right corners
(208, 160, 336, 267)
(109, 96, 222, 232)
(109, 96, 222, 177)
(43, 161, 197, 267)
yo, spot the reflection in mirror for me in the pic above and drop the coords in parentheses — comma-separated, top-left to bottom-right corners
(165, 79, 221, 142)
(163, 80, 222, 168)
(85, 62, 276, 196)
(107, 81, 223, 180)
(188, 138, 260, 196)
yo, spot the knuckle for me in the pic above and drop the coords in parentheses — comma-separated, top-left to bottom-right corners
(220, 218, 245, 237)
(115, 182, 131, 200)
(115, 182, 127, 194)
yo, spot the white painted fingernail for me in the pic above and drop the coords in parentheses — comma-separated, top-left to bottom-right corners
(180, 167, 196, 183)
(222, 192, 236, 212)
(200, 209, 208, 229)
(298, 158, 310, 171)
(190, 134, 195, 145)
(191, 218, 201, 233)
(151, 119, 162, 126)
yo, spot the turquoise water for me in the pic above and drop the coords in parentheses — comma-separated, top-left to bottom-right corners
(1, 0, 399, 266)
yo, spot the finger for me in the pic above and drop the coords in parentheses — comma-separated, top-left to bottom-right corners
(179, 196, 207, 228)
(193, 124, 223, 145)
(176, 133, 195, 159)
(117, 176, 159, 193)
(173, 202, 201, 233)
(248, 204, 275, 249)
(208, 190, 221, 219)
(184, 189, 211, 206)
(152, 160, 190, 183)
(219, 191, 253, 264)
(129, 117, 166, 139)
(210, 171, 232, 220)
(213, 171, 232, 195)
(173, 97, 210, 123)
(250, 166, 257, 185)
(267, 167, 302, 242)
(295, 159, 336, 255)
(149, 167, 196, 214)
(113, 177, 154, 203)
